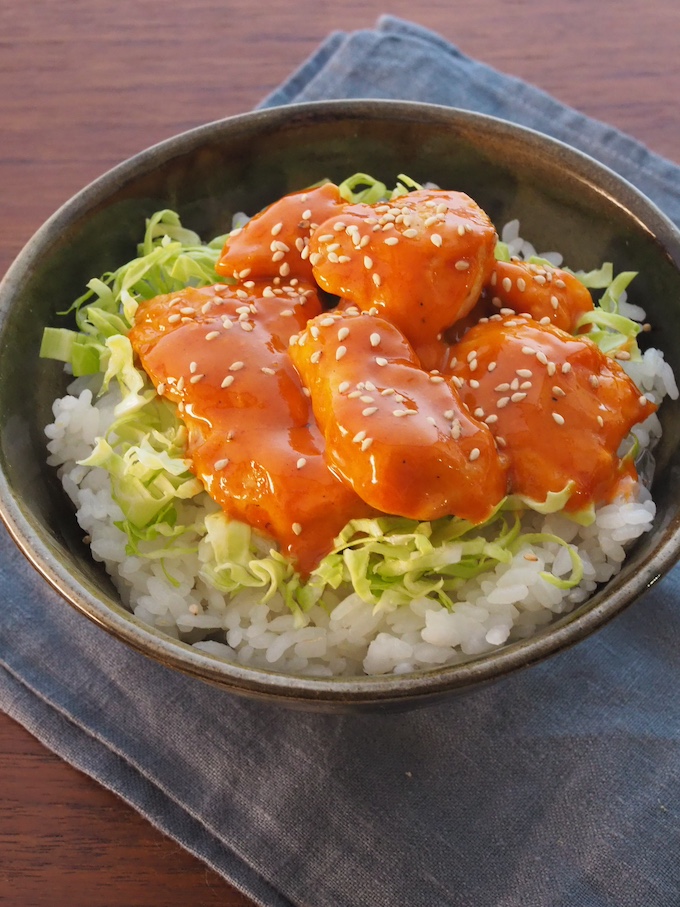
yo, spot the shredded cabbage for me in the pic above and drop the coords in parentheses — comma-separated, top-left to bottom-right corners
(40, 179, 653, 622)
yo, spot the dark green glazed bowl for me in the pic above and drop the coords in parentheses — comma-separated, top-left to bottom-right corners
(1, 100, 679, 710)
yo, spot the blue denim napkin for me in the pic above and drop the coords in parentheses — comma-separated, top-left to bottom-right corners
(2, 16, 680, 907)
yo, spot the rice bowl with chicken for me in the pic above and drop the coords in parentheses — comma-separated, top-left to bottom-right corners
(41, 173, 678, 677)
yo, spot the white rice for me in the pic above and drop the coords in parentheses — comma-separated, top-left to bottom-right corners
(45, 352, 670, 677)
(42, 218, 678, 677)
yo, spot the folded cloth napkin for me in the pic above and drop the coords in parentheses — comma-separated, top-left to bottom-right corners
(2, 15, 679, 907)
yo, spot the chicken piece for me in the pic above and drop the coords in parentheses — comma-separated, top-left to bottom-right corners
(128, 282, 373, 575)
(289, 308, 508, 523)
(485, 259, 594, 333)
(215, 183, 347, 285)
(308, 189, 498, 369)
(444, 313, 657, 513)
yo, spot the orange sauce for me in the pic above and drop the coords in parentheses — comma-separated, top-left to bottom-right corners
(289, 308, 507, 523)
(443, 314, 657, 512)
(127, 184, 657, 575)
(308, 189, 497, 370)
(128, 282, 373, 575)
(485, 259, 595, 332)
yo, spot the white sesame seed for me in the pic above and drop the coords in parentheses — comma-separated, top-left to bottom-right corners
(372, 273, 382, 287)
(522, 346, 536, 356)
(455, 260, 470, 271)
(214, 458, 229, 470)
(511, 392, 526, 402)
(261, 367, 275, 376)
(362, 406, 378, 417)
(189, 373, 204, 384)
(393, 409, 416, 417)
(353, 430, 367, 443)
(500, 308, 516, 316)
(333, 221, 346, 231)
(369, 333, 381, 348)
(429, 375, 445, 384)
(384, 236, 399, 246)
(221, 375, 234, 388)
(520, 381, 532, 390)
(497, 397, 510, 408)
(430, 233, 443, 248)
(360, 437, 373, 451)
(189, 361, 198, 373)
(502, 277, 512, 293)
(597, 415, 604, 427)
(450, 420, 462, 440)
(296, 457, 307, 469)
(319, 316, 335, 327)
(552, 412, 565, 425)
(484, 414, 498, 424)
(338, 327, 350, 341)
(561, 362, 572, 374)
(301, 208, 312, 220)
(615, 350, 631, 360)
(271, 222, 283, 236)
(348, 390, 361, 399)
(473, 407, 485, 418)
(238, 268, 251, 279)
(167, 313, 181, 324)
(495, 383, 510, 392)
(205, 330, 220, 341)
(292, 523, 302, 536)
(310, 350, 322, 364)
(229, 361, 244, 371)
(516, 278, 526, 292)
(534, 275, 546, 285)
(338, 381, 350, 393)
(336, 345, 347, 361)
(469, 448, 481, 462)
(359, 395, 374, 403)
(403, 228, 418, 239)
(177, 376, 185, 391)
(554, 278, 566, 288)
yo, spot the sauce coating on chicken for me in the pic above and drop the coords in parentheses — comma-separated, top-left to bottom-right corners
(307, 189, 497, 369)
(128, 282, 372, 575)
(289, 308, 508, 523)
(485, 259, 594, 332)
(215, 183, 347, 285)
(444, 314, 657, 512)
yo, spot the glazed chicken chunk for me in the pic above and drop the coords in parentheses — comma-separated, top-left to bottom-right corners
(307, 189, 498, 369)
(289, 307, 508, 523)
(444, 313, 657, 513)
(129, 282, 373, 574)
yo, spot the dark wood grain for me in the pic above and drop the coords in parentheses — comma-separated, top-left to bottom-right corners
(1, 1, 679, 904)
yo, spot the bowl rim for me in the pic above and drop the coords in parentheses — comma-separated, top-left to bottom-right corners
(2, 97, 680, 706)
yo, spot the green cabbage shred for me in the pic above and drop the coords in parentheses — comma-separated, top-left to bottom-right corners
(40, 178, 648, 623)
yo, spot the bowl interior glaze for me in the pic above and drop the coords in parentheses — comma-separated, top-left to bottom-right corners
(1, 100, 680, 710)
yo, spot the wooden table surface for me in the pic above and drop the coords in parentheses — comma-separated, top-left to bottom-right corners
(1, 1, 679, 904)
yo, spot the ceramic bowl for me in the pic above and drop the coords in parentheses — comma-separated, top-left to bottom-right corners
(1, 99, 679, 710)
